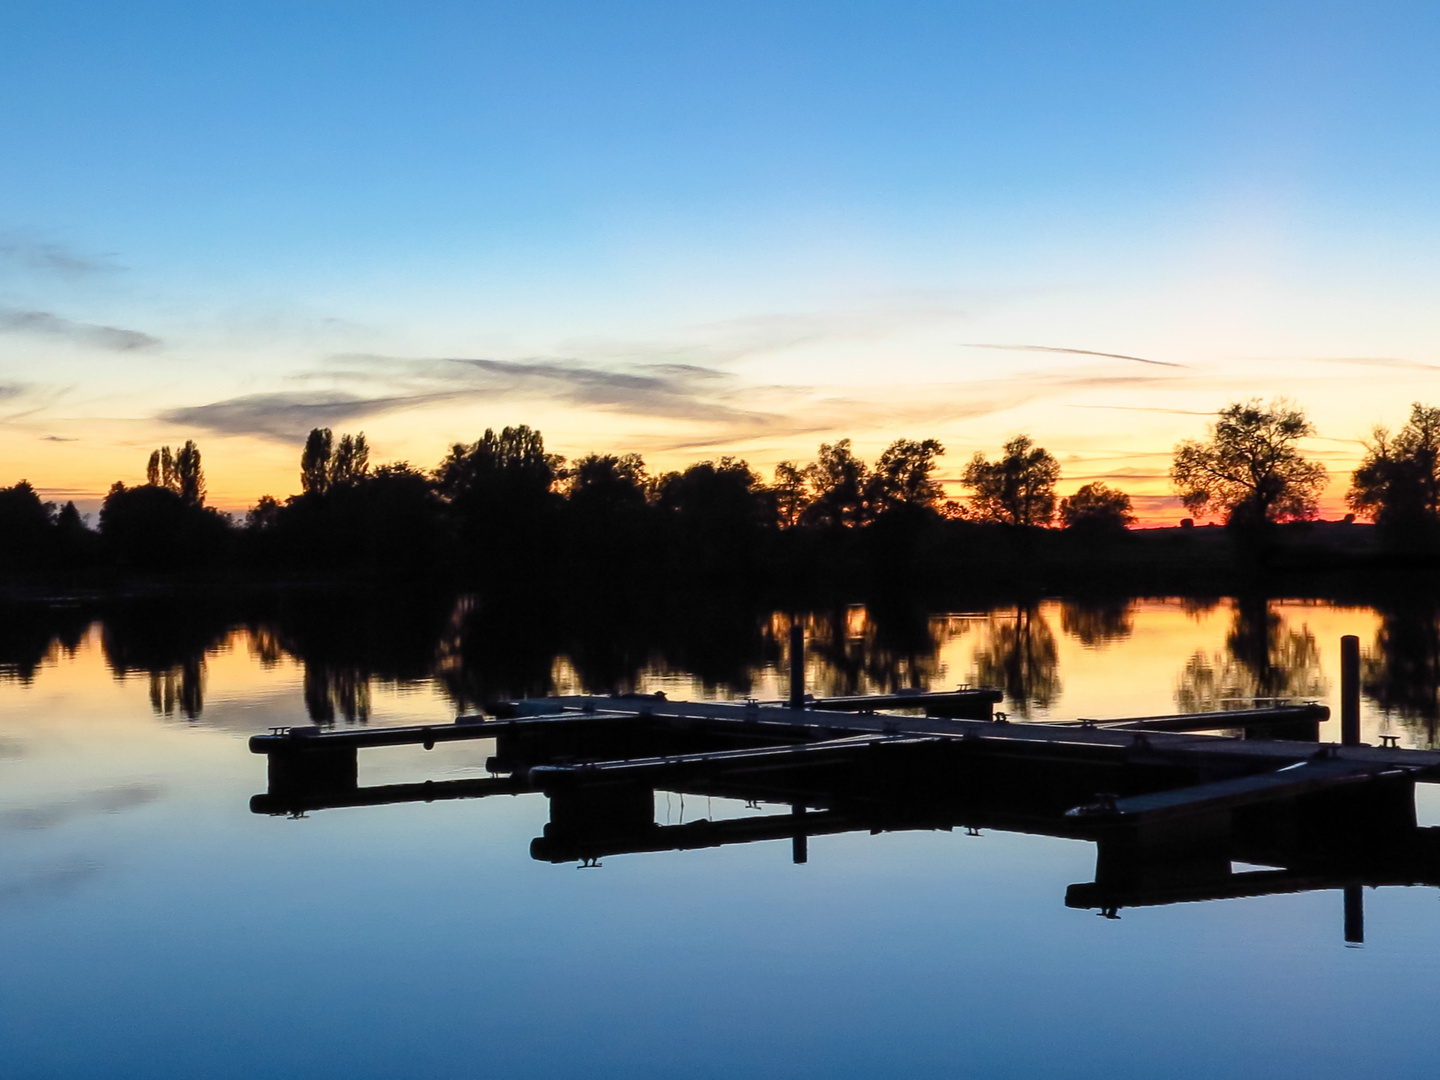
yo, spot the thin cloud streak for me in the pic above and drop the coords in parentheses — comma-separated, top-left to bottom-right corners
(0, 307, 160, 351)
(161, 355, 794, 441)
(159, 391, 444, 439)
(1065, 404, 1213, 415)
(1304, 356, 1440, 372)
(962, 343, 1188, 369)
(0, 234, 121, 277)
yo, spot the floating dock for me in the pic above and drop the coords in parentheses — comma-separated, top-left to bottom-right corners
(250, 635, 1440, 940)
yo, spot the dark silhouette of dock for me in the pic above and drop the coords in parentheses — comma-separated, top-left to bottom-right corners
(250, 636, 1440, 942)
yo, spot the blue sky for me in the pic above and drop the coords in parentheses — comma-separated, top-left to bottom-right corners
(2, 1, 1438, 517)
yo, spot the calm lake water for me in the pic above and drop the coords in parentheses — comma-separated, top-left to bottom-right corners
(3, 593, 1440, 1079)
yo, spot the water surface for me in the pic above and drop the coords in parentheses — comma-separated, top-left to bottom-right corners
(3, 594, 1439, 1079)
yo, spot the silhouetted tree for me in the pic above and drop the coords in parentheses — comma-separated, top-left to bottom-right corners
(301, 428, 333, 495)
(329, 432, 370, 487)
(1348, 402, 1440, 544)
(801, 440, 871, 528)
(246, 495, 281, 531)
(962, 435, 1060, 526)
(100, 482, 232, 571)
(771, 461, 808, 528)
(564, 453, 654, 576)
(867, 438, 946, 514)
(52, 500, 99, 567)
(654, 458, 776, 581)
(435, 425, 563, 581)
(0, 481, 55, 571)
(245, 461, 443, 575)
(1059, 482, 1134, 532)
(146, 441, 205, 505)
(1171, 399, 1326, 528)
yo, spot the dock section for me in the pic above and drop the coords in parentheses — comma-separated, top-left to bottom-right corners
(248, 653, 1440, 937)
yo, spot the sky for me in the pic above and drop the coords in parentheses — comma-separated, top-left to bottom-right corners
(2, 1, 1438, 523)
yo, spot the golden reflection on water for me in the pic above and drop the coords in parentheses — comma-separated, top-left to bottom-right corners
(0, 599, 1432, 774)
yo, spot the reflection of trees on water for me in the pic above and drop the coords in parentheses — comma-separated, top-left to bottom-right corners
(1174, 597, 1327, 712)
(437, 593, 565, 712)
(147, 659, 205, 719)
(26, 589, 1440, 741)
(0, 604, 89, 683)
(1362, 600, 1440, 747)
(1059, 599, 1133, 647)
(784, 602, 952, 699)
(970, 607, 1060, 717)
(265, 591, 451, 725)
(101, 600, 234, 721)
(303, 666, 371, 724)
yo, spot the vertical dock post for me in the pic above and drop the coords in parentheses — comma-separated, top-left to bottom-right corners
(792, 804, 808, 864)
(1344, 885, 1364, 944)
(789, 620, 805, 709)
(1341, 635, 1361, 747)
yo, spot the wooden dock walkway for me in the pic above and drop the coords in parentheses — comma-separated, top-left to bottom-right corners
(249, 639, 1440, 934)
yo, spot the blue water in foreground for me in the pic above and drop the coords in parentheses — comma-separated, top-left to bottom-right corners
(3, 602, 1439, 1079)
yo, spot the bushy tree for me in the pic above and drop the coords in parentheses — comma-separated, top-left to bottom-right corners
(567, 453, 649, 515)
(1171, 399, 1327, 527)
(1059, 482, 1134, 532)
(962, 435, 1060, 526)
(435, 425, 564, 578)
(801, 440, 870, 528)
(0, 480, 56, 570)
(100, 482, 232, 570)
(655, 458, 775, 580)
(868, 438, 946, 514)
(770, 461, 808, 528)
(1348, 402, 1440, 535)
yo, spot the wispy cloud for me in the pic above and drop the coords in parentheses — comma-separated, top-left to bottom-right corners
(161, 355, 794, 441)
(159, 391, 432, 439)
(0, 233, 121, 277)
(1308, 356, 1440, 372)
(962, 343, 1188, 369)
(0, 307, 160, 351)
(1065, 403, 1213, 415)
(41, 434, 78, 442)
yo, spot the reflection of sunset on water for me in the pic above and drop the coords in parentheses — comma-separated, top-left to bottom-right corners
(0, 597, 1428, 756)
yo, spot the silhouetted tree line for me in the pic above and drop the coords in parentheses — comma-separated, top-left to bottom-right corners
(14, 396, 1440, 587)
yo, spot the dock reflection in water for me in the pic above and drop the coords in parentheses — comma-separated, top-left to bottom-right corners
(11, 591, 1440, 1078)
(250, 676, 1440, 946)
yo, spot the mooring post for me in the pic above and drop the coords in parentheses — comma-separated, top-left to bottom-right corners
(1341, 634, 1360, 747)
(789, 620, 805, 709)
(1344, 884, 1364, 944)
(792, 803, 808, 864)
